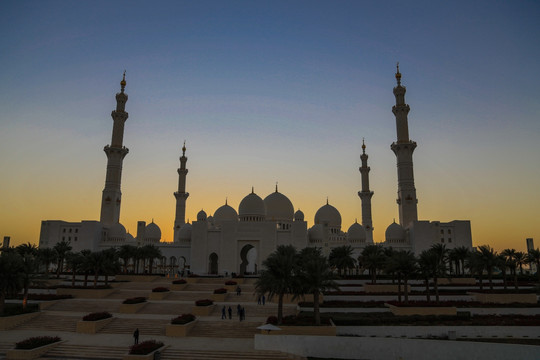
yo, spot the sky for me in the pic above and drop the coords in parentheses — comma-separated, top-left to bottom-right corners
(0, 0, 539, 252)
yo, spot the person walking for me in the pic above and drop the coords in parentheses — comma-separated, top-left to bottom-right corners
(221, 306, 226, 319)
(262, 294, 265, 305)
(237, 304, 241, 317)
(133, 328, 139, 345)
(257, 295, 261, 305)
(228, 306, 232, 319)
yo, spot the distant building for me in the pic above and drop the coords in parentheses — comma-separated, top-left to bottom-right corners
(39, 68, 473, 275)
(526, 238, 534, 252)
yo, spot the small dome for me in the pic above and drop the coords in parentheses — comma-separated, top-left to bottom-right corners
(145, 221, 161, 241)
(108, 223, 126, 240)
(348, 222, 366, 242)
(214, 203, 238, 222)
(239, 190, 266, 221)
(197, 209, 207, 221)
(264, 190, 294, 221)
(314, 202, 341, 228)
(178, 223, 192, 241)
(294, 209, 304, 221)
(385, 221, 405, 242)
(308, 224, 324, 242)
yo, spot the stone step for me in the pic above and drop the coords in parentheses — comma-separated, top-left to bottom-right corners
(14, 313, 78, 332)
(99, 317, 167, 336)
(106, 290, 149, 299)
(0, 342, 13, 356)
(141, 302, 193, 315)
(160, 348, 293, 360)
(166, 292, 215, 301)
(46, 299, 121, 313)
(42, 344, 125, 359)
(189, 320, 260, 338)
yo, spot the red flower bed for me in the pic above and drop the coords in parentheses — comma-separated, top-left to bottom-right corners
(225, 280, 237, 286)
(16, 336, 61, 350)
(266, 316, 278, 325)
(172, 279, 187, 284)
(171, 314, 196, 325)
(129, 340, 164, 355)
(195, 299, 213, 306)
(152, 287, 170, 293)
(82, 312, 112, 321)
(213, 288, 227, 294)
(122, 297, 146, 304)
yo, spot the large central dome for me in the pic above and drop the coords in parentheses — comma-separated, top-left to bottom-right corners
(264, 189, 294, 221)
(238, 189, 266, 221)
(214, 201, 238, 222)
(314, 202, 341, 228)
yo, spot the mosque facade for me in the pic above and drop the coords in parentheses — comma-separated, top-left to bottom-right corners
(39, 68, 472, 275)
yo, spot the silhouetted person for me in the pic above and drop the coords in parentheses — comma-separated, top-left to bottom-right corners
(221, 306, 226, 319)
(262, 294, 265, 305)
(133, 328, 139, 345)
(228, 306, 232, 319)
(237, 304, 241, 316)
(257, 295, 261, 305)
(236, 286, 241, 296)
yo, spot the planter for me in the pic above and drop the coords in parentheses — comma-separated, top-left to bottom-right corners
(192, 304, 215, 316)
(0, 312, 40, 331)
(185, 278, 199, 284)
(6, 340, 62, 360)
(122, 345, 167, 360)
(385, 303, 457, 316)
(165, 319, 198, 337)
(224, 285, 237, 292)
(149, 292, 170, 301)
(469, 292, 538, 304)
(56, 288, 116, 299)
(115, 275, 159, 282)
(170, 283, 187, 291)
(437, 278, 476, 285)
(76, 317, 113, 334)
(363, 284, 411, 293)
(119, 302, 147, 314)
(211, 293, 228, 302)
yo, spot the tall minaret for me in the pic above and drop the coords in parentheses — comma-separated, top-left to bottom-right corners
(358, 139, 374, 243)
(173, 141, 189, 241)
(390, 64, 418, 228)
(100, 72, 129, 225)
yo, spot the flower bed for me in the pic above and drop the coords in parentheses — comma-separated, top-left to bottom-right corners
(82, 312, 112, 321)
(149, 287, 170, 300)
(385, 303, 457, 316)
(129, 340, 164, 355)
(152, 287, 170, 293)
(195, 299, 214, 307)
(15, 336, 61, 350)
(192, 299, 215, 316)
(123, 297, 147, 305)
(225, 280, 237, 286)
(172, 279, 187, 284)
(171, 314, 196, 325)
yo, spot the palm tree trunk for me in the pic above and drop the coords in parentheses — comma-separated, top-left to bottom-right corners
(84, 273, 89, 287)
(105, 274, 109, 286)
(22, 286, 29, 310)
(0, 292, 5, 315)
(425, 278, 430, 302)
(149, 259, 153, 275)
(93, 271, 98, 288)
(478, 273, 483, 291)
(434, 276, 439, 303)
(72, 271, 76, 288)
(513, 270, 518, 290)
(397, 275, 402, 303)
(371, 268, 376, 284)
(314, 291, 321, 326)
(404, 278, 409, 304)
(488, 270, 493, 290)
(502, 270, 507, 290)
(277, 293, 284, 324)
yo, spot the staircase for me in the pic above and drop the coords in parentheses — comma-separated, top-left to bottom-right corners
(41, 344, 125, 359)
(14, 313, 78, 332)
(189, 320, 260, 338)
(142, 302, 193, 315)
(46, 299, 121, 313)
(160, 348, 296, 360)
(99, 317, 167, 336)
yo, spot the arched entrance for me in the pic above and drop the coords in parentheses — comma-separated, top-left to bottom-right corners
(239, 244, 257, 275)
(209, 253, 218, 275)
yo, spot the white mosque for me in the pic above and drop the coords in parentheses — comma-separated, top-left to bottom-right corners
(39, 68, 473, 275)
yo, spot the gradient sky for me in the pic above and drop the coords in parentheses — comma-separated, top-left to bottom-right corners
(1, 0, 539, 252)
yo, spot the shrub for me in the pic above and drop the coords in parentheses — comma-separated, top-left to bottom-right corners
(0, 303, 39, 317)
(225, 280, 237, 286)
(82, 312, 112, 321)
(172, 279, 187, 284)
(171, 313, 196, 325)
(266, 316, 278, 325)
(195, 299, 214, 306)
(152, 287, 170, 293)
(213, 288, 227, 294)
(122, 297, 147, 304)
(129, 340, 164, 355)
(16, 336, 61, 350)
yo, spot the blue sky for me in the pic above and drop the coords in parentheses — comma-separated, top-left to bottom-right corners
(0, 0, 539, 250)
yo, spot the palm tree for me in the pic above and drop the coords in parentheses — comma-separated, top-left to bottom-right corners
(527, 249, 540, 282)
(255, 245, 298, 324)
(66, 252, 84, 287)
(496, 254, 509, 290)
(118, 244, 137, 273)
(385, 250, 417, 304)
(87, 251, 104, 288)
(514, 251, 526, 275)
(477, 245, 497, 290)
(418, 250, 438, 302)
(501, 249, 519, 290)
(467, 251, 485, 291)
(53, 240, 72, 278)
(453, 246, 470, 276)
(16, 243, 39, 310)
(37, 247, 57, 278)
(328, 245, 356, 276)
(360, 245, 386, 284)
(0, 251, 24, 315)
(101, 248, 120, 285)
(80, 250, 92, 287)
(429, 244, 448, 302)
(296, 247, 338, 325)
(141, 245, 162, 275)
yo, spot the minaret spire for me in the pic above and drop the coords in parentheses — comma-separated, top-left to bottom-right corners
(173, 141, 190, 241)
(358, 139, 374, 243)
(390, 65, 418, 228)
(100, 73, 130, 225)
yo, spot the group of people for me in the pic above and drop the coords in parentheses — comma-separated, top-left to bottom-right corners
(257, 295, 266, 305)
(221, 304, 246, 321)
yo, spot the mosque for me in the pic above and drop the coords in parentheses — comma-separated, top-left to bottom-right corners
(38, 68, 473, 275)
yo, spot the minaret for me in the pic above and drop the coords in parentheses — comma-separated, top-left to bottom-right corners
(390, 64, 418, 228)
(358, 139, 374, 243)
(173, 141, 189, 241)
(100, 72, 129, 225)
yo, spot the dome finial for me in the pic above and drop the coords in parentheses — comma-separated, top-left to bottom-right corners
(355, 218, 358, 223)
(120, 70, 126, 93)
(326, 196, 329, 205)
(225, 197, 228, 205)
(275, 182, 278, 193)
(395, 62, 401, 86)
(362, 138, 366, 154)
(251, 186, 254, 194)
(182, 140, 186, 155)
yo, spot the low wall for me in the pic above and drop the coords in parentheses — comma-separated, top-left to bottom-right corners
(211, 293, 228, 302)
(262, 325, 336, 336)
(115, 275, 159, 282)
(255, 334, 540, 360)
(363, 284, 411, 293)
(165, 320, 198, 337)
(275, 294, 324, 304)
(470, 292, 538, 304)
(122, 346, 167, 360)
(386, 304, 457, 316)
(6, 341, 63, 360)
(192, 305, 215, 316)
(170, 283, 187, 291)
(119, 302, 147, 314)
(0, 312, 40, 330)
(76, 317, 113, 334)
(437, 278, 476, 285)
(56, 288, 116, 299)
(148, 292, 170, 301)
